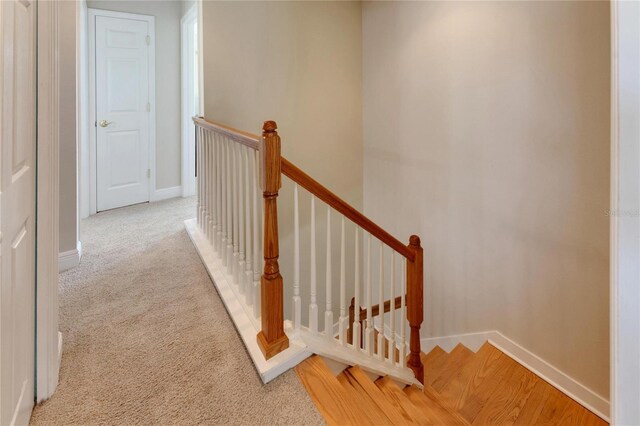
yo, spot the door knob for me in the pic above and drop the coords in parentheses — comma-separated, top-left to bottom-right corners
(99, 120, 113, 127)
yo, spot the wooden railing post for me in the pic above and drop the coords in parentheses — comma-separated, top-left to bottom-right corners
(257, 120, 289, 359)
(407, 235, 424, 383)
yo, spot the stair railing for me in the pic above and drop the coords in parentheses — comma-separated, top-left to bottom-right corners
(193, 117, 424, 384)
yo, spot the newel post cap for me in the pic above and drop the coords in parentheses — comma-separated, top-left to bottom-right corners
(409, 235, 421, 247)
(262, 120, 278, 134)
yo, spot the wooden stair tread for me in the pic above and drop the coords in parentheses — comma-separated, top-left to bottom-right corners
(344, 366, 409, 423)
(437, 342, 500, 410)
(375, 376, 430, 425)
(404, 385, 470, 425)
(457, 352, 520, 422)
(337, 367, 395, 425)
(470, 359, 539, 425)
(430, 343, 474, 391)
(422, 345, 448, 385)
(295, 355, 371, 426)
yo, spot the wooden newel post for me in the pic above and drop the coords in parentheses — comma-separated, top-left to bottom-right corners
(407, 235, 424, 384)
(257, 120, 290, 360)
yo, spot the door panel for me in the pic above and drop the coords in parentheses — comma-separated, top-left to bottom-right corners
(95, 15, 150, 212)
(0, 0, 37, 425)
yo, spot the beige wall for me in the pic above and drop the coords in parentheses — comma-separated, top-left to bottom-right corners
(202, 1, 363, 320)
(59, 1, 78, 252)
(87, 0, 183, 190)
(363, 1, 610, 398)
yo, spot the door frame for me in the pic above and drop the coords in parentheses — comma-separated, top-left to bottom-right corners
(88, 8, 156, 214)
(180, 3, 198, 198)
(36, 0, 61, 402)
(610, 1, 640, 424)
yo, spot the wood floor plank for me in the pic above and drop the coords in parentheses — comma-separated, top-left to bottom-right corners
(337, 369, 394, 425)
(404, 385, 470, 425)
(438, 342, 499, 409)
(295, 356, 371, 426)
(422, 346, 448, 385)
(345, 366, 409, 423)
(458, 352, 520, 423)
(430, 344, 474, 391)
(375, 376, 431, 425)
(471, 361, 539, 425)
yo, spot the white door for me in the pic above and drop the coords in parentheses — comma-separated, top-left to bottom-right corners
(0, 0, 37, 424)
(95, 14, 151, 212)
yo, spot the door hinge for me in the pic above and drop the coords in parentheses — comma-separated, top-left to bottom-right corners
(147, 169, 151, 178)
(145, 35, 150, 46)
(146, 102, 150, 112)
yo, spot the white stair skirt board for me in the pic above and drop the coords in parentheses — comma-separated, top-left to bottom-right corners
(151, 186, 183, 202)
(421, 331, 610, 422)
(185, 219, 312, 383)
(59, 241, 82, 272)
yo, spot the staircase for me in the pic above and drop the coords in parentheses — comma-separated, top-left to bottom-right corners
(296, 343, 607, 425)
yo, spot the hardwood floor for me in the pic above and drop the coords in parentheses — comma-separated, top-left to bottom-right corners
(296, 343, 607, 425)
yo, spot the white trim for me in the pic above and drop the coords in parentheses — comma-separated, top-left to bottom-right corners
(421, 331, 610, 422)
(185, 219, 311, 383)
(58, 241, 82, 272)
(150, 186, 183, 202)
(610, 2, 640, 425)
(36, 0, 61, 402)
(88, 9, 156, 214)
(197, 0, 204, 115)
(181, 4, 198, 198)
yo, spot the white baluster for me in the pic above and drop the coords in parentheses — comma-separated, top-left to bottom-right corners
(216, 133, 223, 253)
(221, 137, 229, 266)
(353, 227, 361, 350)
(209, 132, 216, 249)
(196, 127, 202, 228)
(207, 132, 214, 243)
(237, 145, 246, 292)
(339, 216, 347, 345)
(252, 149, 261, 319)
(399, 257, 407, 368)
(377, 241, 385, 360)
(210, 132, 217, 249)
(292, 183, 301, 334)
(202, 131, 208, 236)
(232, 143, 240, 281)
(388, 251, 396, 364)
(226, 137, 234, 271)
(309, 195, 318, 334)
(244, 147, 253, 306)
(325, 206, 333, 338)
(365, 233, 374, 356)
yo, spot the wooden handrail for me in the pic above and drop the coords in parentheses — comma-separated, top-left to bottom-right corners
(193, 116, 261, 150)
(281, 157, 415, 262)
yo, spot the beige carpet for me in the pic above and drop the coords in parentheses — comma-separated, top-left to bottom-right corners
(30, 197, 322, 425)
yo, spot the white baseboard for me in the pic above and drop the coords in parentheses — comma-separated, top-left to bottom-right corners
(151, 185, 182, 202)
(59, 241, 82, 272)
(421, 330, 610, 422)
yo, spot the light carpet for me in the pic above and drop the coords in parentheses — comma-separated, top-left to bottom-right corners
(30, 197, 322, 425)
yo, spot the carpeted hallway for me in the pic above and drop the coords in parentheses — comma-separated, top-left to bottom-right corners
(30, 197, 322, 425)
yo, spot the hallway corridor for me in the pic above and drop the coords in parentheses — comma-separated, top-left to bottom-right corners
(30, 198, 321, 425)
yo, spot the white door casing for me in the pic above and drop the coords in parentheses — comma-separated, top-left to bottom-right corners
(181, 4, 198, 198)
(92, 11, 154, 212)
(0, 0, 37, 424)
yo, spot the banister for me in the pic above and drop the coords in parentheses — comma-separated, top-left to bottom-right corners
(281, 157, 415, 262)
(193, 116, 261, 150)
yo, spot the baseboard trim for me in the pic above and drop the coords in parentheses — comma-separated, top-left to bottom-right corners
(151, 185, 182, 202)
(421, 331, 610, 422)
(57, 331, 63, 370)
(58, 241, 82, 272)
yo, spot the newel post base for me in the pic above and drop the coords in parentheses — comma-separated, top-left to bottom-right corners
(256, 120, 289, 360)
(407, 235, 425, 384)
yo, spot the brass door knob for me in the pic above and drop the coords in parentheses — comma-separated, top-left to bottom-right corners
(99, 120, 113, 127)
